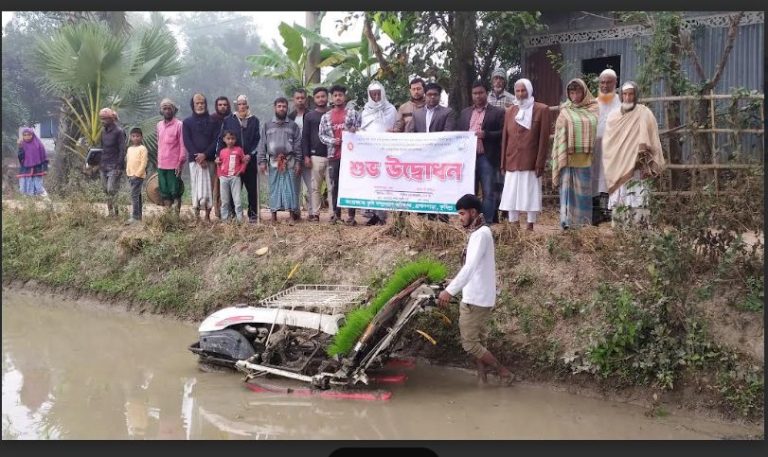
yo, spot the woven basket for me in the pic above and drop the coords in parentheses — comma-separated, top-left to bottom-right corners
(145, 172, 184, 206)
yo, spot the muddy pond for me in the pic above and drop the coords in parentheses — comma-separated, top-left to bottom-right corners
(2, 290, 761, 440)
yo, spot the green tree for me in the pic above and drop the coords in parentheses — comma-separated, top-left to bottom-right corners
(338, 11, 543, 111)
(1, 70, 31, 156)
(247, 17, 360, 96)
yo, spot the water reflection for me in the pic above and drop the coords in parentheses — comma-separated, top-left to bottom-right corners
(2, 291, 761, 440)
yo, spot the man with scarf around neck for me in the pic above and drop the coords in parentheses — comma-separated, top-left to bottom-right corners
(258, 97, 303, 224)
(458, 80, 505, 225)
(302, 87, 330, 222)
(219, 95, 261, 222)
(360, 80, 398, 226)
(551, 78, 599, 230)
(156, 98, 186, 214)
(319, 84, 362, 225)
(96, 107, 126, 216)
(499, 78, 551, 231)
(392, 77, 426, 133)
(592, 69, 621, 225)
(288, 88, 311, 218)
(438, 194, 514, 385)
(183, 93, 219, 222)
(211, 96, 232, 218)
(602, 81, 666, 227)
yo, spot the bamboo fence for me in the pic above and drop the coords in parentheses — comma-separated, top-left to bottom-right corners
(539, 92, 764, 200)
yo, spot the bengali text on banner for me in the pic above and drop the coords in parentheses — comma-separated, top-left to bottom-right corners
(338, 131, 476, 214)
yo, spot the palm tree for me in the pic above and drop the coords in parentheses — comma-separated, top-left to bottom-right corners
(31, 20, 182, 172)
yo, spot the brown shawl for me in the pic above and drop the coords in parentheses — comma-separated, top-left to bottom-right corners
(601, 104, 666, 194)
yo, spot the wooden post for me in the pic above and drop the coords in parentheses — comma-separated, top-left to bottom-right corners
(761, 99, 766, 165)
(710, 90, 718, 193)
(305, 12, 321, 85)
(689, 99, 698, 192)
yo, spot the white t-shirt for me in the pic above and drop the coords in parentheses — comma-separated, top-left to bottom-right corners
(445, 225, 496, 307)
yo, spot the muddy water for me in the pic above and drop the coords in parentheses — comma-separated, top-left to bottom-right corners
(2, 290, 761, 440)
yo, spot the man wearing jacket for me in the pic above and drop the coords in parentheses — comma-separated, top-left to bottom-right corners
(219, 95, 261, 222)
(407, 82, 456, 222)
(406, 82, 456, 133)
(458, 80, 505, 224)
(288, 88, 311, 217)
(182, 93, 219, 222)
(498, 78, 551, 231)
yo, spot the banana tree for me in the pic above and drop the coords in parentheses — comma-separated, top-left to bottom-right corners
(32, 20, 182, 166)
(247, 19, 360, 94)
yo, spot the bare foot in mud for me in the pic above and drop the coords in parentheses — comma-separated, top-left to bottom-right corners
(477, 369, 488, 385)
(493, 368, 515, 386)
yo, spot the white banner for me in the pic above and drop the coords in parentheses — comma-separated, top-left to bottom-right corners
(338, 131, 476, 214)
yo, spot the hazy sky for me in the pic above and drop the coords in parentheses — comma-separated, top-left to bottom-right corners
(2, 11, 446, 102)
(2, 11, 367, 50)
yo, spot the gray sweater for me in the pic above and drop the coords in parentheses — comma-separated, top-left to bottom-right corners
(257, 117, 302, 165)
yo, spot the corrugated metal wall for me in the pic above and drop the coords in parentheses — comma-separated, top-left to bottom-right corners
(525, 22, 764, 162)
(552, 23, 763, 95)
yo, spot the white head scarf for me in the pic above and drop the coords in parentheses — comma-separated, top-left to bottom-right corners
(361, 81, 397, 132)
(234, 94, 252, 118)
(513, 78, 534, 130)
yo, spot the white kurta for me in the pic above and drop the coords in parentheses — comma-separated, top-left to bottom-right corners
(189, 162, 213, 209)
(608, 170, 649, 209)
(499, 170, 542, 213)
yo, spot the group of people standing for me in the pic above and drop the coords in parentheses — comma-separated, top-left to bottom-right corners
(551, 71, 666, 228)
(19, 66, 664, 230)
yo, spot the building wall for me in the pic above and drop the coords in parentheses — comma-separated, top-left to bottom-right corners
(523, 15, 764, 162)
(536, 22, 763, 98)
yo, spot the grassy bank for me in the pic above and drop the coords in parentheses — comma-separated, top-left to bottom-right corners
(2, 193, 764, 421)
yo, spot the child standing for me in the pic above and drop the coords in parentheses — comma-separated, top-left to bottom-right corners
(17, 128, 49, 198)
(125, 127, 149, 224)
(215, 130, 246, 222)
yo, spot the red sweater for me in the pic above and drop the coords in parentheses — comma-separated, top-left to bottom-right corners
(217, 146, 247, 177)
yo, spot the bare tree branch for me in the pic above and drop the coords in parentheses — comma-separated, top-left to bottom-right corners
(578, 11, 617, 22)
(680, 30, 706, 81)
(363, 14, 392, 76)
(480, 36, 501, 81)
(704, 11, 744, 92)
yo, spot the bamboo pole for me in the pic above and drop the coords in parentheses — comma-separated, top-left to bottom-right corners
(543, 92, 764, 193)
(542, 190, 745, 199)
(710, 90, 719, 192)
(761, 99, 766, 165)
(640, 94, 764, 102)
(650, 190, 740, 196)
(665, 163, 760, 170)
(545, 94, 765, 112)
